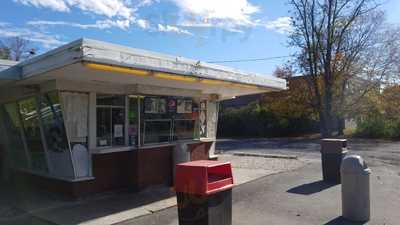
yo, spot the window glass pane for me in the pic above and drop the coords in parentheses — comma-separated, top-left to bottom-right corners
(97, 107, 111, 147)
(96, 94, 126, 148)
(40, 92, 69, 152)
(177, 99, 192, 114)
(18, 97, 48, 173)
(140, 96, 200, 145)
(0, 103, 29, 169)
(173, 119, 195, 140)
(112, 108, 125, 146)
(144, 97, 166, 114)
(128, 96, 139, 146)
(39, 92, 74, 178)
(144, 120, 171, 144)
(96, 94, 125, 106)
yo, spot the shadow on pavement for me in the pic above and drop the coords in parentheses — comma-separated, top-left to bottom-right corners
(287, 180, 337, 195)
(324, 216, 367, 225)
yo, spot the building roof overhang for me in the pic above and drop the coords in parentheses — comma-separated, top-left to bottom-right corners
(0, 38, 286, 99)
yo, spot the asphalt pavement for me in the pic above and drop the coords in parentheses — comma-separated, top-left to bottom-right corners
(119, 138, 400, 225)
(119, 159, 400, 225)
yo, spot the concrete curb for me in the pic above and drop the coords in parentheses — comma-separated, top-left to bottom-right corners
(232, 152, 298, 160)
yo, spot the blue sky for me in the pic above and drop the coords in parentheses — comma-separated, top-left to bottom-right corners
(0, 0, 399, 75)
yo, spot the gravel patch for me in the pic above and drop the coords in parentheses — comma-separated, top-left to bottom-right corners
(218, 154, 307, 185)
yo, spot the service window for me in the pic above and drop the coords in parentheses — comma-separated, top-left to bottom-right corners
(143, 119, 172, 144)
(96, 94, 125, 147)
(142, 96, 171, 145)
(141, 96, 200, 145)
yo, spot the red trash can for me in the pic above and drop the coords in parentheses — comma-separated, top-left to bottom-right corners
(175, 160, 234, 225)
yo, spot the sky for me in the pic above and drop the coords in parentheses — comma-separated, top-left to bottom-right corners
(0, 0, 399, 75)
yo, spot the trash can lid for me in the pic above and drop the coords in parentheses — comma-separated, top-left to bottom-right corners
(175, 160, 234, 195)
(341, 155, 370, 174)
(321, 138, 347, 143)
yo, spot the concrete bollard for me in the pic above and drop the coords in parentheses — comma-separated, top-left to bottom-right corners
(320, 139, 348, 183)
(341, 155, 371, 222)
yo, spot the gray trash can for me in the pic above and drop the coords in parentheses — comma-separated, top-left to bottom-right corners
(320, 139, 348, 183)
(341, 155, 371, 222)
(173, 141, 191, 184)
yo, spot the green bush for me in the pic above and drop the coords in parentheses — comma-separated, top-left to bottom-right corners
(355, 115, 386, 138)
(218, 102, 319, 138)
(355, 115, 400, 139)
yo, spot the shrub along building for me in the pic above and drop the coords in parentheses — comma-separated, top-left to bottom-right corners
(0, 39, 286, 198)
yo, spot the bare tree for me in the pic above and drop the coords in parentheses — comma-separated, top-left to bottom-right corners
(0, 37, 36, 61)
(287, 0, 395, 137)
(273, 65, 294, 79)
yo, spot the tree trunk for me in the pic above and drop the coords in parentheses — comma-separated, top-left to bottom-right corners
(320, 85, 335, 138)
(337, 117, 345, 136)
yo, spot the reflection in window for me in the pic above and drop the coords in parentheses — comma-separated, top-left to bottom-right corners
(0, 104, 29, 169)
(18, 97, 48, 173)
(96, 94, 125, 147)
(144, 119, 171, 144)
(39, 92, 74, 178)
(144, 97, 166, 114)
(173, 119, 195, 140)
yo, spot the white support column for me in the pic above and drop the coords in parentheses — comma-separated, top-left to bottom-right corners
(206, 100, 219, 158)
(88, 92, 97, 150)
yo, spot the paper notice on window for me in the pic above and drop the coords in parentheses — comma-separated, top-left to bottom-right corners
(177, 99, 192, 113)
(114, 124, 123, 138)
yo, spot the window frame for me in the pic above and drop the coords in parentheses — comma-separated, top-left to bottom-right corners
(142, 118, 173, 145)
(96, 95, 126, 148)
(0, 91, 80, 180)
(93, 94, 202, 149)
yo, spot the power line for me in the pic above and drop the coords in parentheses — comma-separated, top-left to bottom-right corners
(206, 55, 292, 64)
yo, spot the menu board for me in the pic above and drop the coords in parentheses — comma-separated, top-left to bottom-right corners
(177, 99, 192, 114)
(144, 97, 166, 114)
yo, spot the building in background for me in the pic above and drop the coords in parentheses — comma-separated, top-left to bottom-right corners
(0, 39, 286, 198)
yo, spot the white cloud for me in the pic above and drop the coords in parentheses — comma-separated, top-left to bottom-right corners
(66, 0, 133, 19)
(0, 22, 11, 27)
(0, 23, 65, 48)
(14, 0, 69, 12)
(14, 0, 134, 20)
(264, 17, 293, 34)
(136, 19, 150, 29)
(172, 0, 259, 32)
(179, 20, 245, 33)
(157, 24, 193, 35)
(14, 0, 292, 36)
(172, 0, 258, 24)
(14, 0, 158, 31)
(27, 19, 131, 30)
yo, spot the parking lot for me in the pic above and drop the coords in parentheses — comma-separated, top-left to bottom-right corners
(1, 137, 399, 225)
(120, 138, 400, 225)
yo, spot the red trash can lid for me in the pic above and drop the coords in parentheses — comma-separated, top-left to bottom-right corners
(175, 160, 234, 195)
